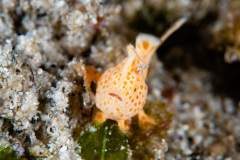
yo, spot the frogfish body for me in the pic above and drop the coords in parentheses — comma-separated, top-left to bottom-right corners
(96, 34, 161, 121)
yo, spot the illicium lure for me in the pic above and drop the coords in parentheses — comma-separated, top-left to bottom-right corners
(86, 17, 187, 132)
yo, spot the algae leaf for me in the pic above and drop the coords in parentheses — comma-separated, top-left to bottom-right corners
(0, 145, 18, 160)
(77, 120, 129, 160)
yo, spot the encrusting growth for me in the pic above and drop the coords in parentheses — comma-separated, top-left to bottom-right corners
(87, 17, 187, 132)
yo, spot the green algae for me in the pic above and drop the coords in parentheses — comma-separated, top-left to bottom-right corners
(77, 120, 130, 160)
(0, 145, 18, 160)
